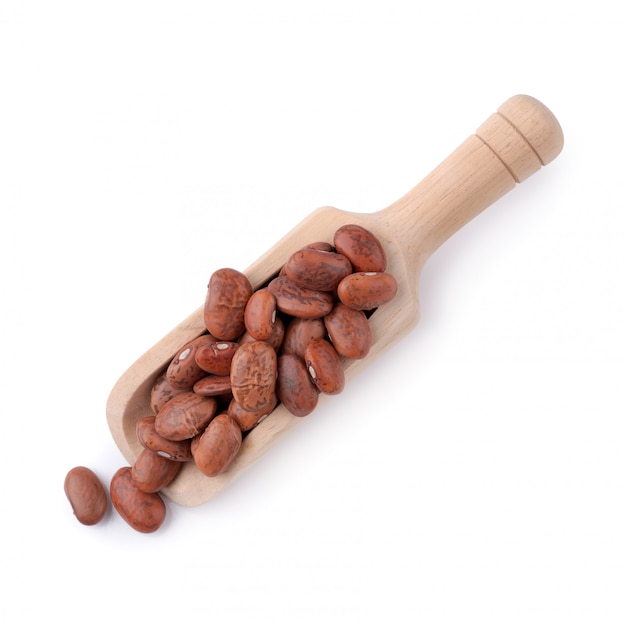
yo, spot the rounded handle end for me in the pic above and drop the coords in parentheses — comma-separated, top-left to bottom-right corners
(476, 94, 564, 182)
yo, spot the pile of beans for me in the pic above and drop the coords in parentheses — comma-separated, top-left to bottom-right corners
(64, 224, 397, 533)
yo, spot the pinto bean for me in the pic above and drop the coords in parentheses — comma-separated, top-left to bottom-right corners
(193, 413, 242, 477)
(261, 315, 285, 351)
(204, 268, 253, 340)
(110, 467, 166, 533)
(131, 448, 181, 493)
(150, 372, 189, 414)
(333, 224, 387, 272)
(230, 340, 277, 412)
(135, 416, 193, 461)
(64, 466, 108, 526)
(244, 289, 278, 341)
(238, 316, 285, 351)
(166, 334, 216, 390)
(337, 272, 398, 311)
(155, 391, 218, 441)
(267, 276, 335, 319)
(276, 354, 319, 417)
(306, 241, 334, 252)
(282, 317, 327, 359)
(324, 302, 371, 359)
(304, 337, 345, 395)
(228, 396, 277, 431)
(283, 247, 352, 292)
(193, 375, 232, 397)
(195, 341, 239, 376)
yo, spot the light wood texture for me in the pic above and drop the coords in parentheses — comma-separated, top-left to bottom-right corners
(106, 94, 564, 506)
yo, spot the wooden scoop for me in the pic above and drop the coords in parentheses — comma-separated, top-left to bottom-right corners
(106, 94, 564, 506)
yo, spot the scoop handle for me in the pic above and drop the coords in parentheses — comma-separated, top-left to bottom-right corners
(375, 94, 564, 268)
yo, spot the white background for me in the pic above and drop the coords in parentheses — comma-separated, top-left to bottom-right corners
(1, 1, 624, 624)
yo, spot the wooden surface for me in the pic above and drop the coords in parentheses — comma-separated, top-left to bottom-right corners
(106, 94, 564, 506)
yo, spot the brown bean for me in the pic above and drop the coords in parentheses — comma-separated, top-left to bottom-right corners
(228, 396, 277, 431)
(324, 302, 372, 359)
(193, 375, 232, 396)
(110, 467, 166, 533)
(195, 341, 239, 376)
(150, 372, 189, 414)
(190, 432, 201, 457)
(306, 241, 334, 252)
(261, 315, 285, 351)
(304, 337, 345, 395)
(155, 391, 218, 441)
(230, 340, 277, 412)
(333, 224, 387, 272)
(131, 448, 181, 493)
(193, 413, 242, 477)
(244, 289, 278, 341)
(283, 247, 352, 292)
(337, 271, 398, 311)
(204, 268, 253, 340)
(276, 354, 319, 417)
(136, 416, 193, 461)
(267, 276, 334, 319)
(64, 466, 108, 526)
(282, 317, 327, 359)
(166, 334, 216, 390)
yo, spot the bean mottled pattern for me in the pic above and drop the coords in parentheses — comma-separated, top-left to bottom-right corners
(282, 317, 327, 359)
(131, 448, 181, 493)
(333, 224, 387, 272)
(64, 466, 108, 526)
(276, 353, 319, 417)
(135, 416, 193, 461)
(110, 467, 166, 533)
(324, 302, 371, 359)
(267, 275, 335, 318)
(337, 271, 398, 311)
(284, 247, 352, 292)
(230, 340, 277, 412)
(166, 334, 216, 390)
(204, 268, 253, 340)
(193, 413, 242, 477)
(155, 391, 218, 441)
(304, 337, 345, 395)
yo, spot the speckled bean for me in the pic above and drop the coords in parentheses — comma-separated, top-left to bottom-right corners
(204, 268, 253, 340)
(284, 247, 352, 292)
(228, 396, 277, 431)
(333, 224, 387, 272)
(155, 391, 218, 441)
(64, 466, 108, 526)
(136, 416, 193, 461)
(304, 337, 345, 395)
(282, 317, 327, 359)
(131, 447, 181, 493)
(276, 353, 319, 417)
(324, 302, 371, 359)
(110, 466, 166, 533)
(195, 341, 239, 376)
(150, 372, 189, 414)
(337, 271, 398, 311)
(239, 316, 285, 351)
(193, 413, 242, 477)
(306, 241, 334, 252)
(244, 289, 278, 341)
(193, 374, 232, 396)
(166, 334, 216, 390)
(230, 340, 277, 412)
(267, 276, 335, 319)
